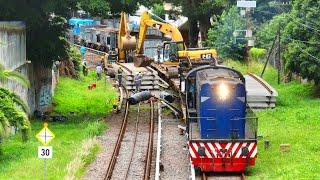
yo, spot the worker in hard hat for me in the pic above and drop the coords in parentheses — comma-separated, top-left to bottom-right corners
(117, 67, 123, 87)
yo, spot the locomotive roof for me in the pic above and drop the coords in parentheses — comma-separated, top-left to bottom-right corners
(185, 65, 245, 83)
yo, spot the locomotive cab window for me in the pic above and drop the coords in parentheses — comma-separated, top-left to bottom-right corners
(186, 77, 197, 109)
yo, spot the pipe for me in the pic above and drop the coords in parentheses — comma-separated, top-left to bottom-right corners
(128, 91, 152, 105)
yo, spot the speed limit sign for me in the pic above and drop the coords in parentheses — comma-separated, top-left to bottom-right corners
(38, 146, 53, 159)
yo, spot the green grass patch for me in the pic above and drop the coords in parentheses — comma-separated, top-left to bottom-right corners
(225, 60, 320, 179)
(84, 120, 107, 138)
(53, 71, 117, 116)
(0, 72, 116, 179)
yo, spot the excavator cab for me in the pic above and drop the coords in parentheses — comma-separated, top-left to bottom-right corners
(163, 41, 185, 62)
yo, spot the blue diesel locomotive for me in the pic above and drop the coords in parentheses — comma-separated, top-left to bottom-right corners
(184, 65, 258, 172)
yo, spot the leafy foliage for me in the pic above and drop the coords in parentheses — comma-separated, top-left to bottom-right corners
(168, 0, 232, 46)
(207, 6, 246, 60)
(79, 0, 110, 18)
(0, 0, 77, 67)
(255, 13, 288, 49)
(0, 63, 30, 144)
(68, 46, 82, 74)
(0, 64, 30, 88)
(249, 48, 267, 61)
(282, 0, 320, 85)
(0, 88, 30, 142)
(253, 0, 291, 25)
(152, 3, 165, 18)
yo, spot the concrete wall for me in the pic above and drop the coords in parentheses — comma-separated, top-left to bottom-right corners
(0, 21, 58, 116)
(0, 21, 32, 111)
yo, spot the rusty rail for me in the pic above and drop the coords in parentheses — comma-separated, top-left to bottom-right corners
(104, 92, 130, 180)
(143, 100, 155, 180)
(248, 73, 274, 95)
(116, 62, 133, 74)
(124, 103, 141, 179)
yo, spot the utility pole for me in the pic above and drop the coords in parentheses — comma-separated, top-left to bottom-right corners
(237, 1, 256, 63)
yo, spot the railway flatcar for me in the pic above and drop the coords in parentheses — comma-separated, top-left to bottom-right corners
(184, 65, 258, 172)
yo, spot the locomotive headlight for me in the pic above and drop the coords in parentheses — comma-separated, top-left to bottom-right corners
(217, 82, 229, 101)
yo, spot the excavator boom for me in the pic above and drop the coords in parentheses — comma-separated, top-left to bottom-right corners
(118, 12, 136, 61)
(137, 11, 184, 54)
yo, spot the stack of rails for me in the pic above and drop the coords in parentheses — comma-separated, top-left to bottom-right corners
(113, 63, 160, 91)
(245, 73, 278, 109)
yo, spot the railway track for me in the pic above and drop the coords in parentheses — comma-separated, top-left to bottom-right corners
(104, 97, 155, 180)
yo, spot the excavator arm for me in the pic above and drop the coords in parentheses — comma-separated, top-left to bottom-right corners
(136, 11, 185, 54)
(118, 12, 136, 61)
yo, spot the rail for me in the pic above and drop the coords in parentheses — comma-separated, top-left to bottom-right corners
(116, 62, 133, 74)
(248, 73, 274, 95)
(155, 102, 162, 180)
(124, 103, 142, 179)
(143, 100, 155, 180)
(104, 90, 130, 180)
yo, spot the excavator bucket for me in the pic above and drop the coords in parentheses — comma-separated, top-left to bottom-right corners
(133, 54, 153, 67)
(120, 35, 136, 50)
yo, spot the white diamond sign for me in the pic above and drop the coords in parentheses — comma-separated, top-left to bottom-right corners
(36, 122, 55, 146)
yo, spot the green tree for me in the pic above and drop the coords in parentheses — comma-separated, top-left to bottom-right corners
(207, 6, 246, 60)
(0, 0, 78, 67)
(253, 0, 291, 25)
(283, 0, 320, 85)
(255, 13, 289, 49)
(169, 0, 232, 47)
(79, 0, 110, 18)
(152, 3, 165, 19)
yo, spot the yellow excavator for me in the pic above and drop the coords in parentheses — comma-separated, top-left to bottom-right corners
(117, 11, 136, 62)
(118, 11, 218, 71)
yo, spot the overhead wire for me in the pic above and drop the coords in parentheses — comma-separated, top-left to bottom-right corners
(255, 4, 320, 62)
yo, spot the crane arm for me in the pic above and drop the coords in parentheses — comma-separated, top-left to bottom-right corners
(136, 11, 184, 54)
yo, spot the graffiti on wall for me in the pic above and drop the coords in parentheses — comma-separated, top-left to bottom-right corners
(39, 85, 52, 110)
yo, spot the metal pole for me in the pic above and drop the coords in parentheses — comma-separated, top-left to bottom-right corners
(278, 22, 281, 84)
(44, 159, 46, 180)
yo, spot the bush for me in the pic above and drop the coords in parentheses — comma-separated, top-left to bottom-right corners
(283, 0, 320, 86)
(69, 46, 82, 74)
(0, 88, 30, 142)
(249, 48, 267, 61)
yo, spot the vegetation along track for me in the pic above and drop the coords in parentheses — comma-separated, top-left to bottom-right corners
(104, 98, 155, 180)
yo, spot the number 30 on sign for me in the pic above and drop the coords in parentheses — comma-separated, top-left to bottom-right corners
(38, 146, 53, 159)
